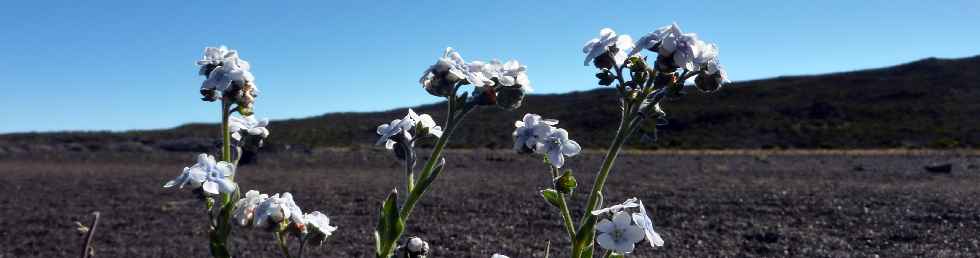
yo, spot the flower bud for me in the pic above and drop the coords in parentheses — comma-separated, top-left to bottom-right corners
(200, 89, 218, 102)
(471, 86, 497, 106)
(694, 72, 724, 93)
(405, 236, 430, 257)
(595, 69, 616, 86)
(592, 51, 617, 70)
(495, 86, 525, 110)
(654, 54, 678, 73)
(554, 169, 578, 195)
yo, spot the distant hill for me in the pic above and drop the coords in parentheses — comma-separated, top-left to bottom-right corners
(2, 55, 978, 153)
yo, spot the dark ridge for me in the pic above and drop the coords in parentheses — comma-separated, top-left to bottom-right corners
(2, 55, 979, 151)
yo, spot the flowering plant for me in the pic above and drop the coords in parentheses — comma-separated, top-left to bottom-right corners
(372, 47, 532, 258)
(164, 46, 335, 258)
(515, 23, 727, 257)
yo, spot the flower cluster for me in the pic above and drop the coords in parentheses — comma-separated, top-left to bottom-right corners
(163, 153, 236, 195)
(586, 24, 727, 92)
(512, 114, 581, 168)
(591, 198, 664, 254)
(419, 48, 532, 110)
(233, 190, 337, 241)
(197, 46, 261, 114)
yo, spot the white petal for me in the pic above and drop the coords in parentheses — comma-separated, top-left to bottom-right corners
(624, 223, 646, 244)
(548, 150, 564, 168)
(613, 211, 632, 226)
(202, 181, 219, 195)
(596, 233, 618, 251)
(596, 219, 615, 233)
(562, 140, 582, 157)
(613, 239, 636, 254)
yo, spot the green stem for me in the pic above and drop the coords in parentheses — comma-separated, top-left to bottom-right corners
(298, 235, 307, 258)
(209, 100, 235, 258)
(399, 101, 471, 220)
(550, 167, 576, 240)
(276, 232, 293, 258)
(557, 193, 576, 240)
(573, 112, 635, 258)
(405, 149, 416, 193)
(580, 115, 632, 223)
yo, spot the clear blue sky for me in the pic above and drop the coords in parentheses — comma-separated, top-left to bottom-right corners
(1, 0, 977, 133)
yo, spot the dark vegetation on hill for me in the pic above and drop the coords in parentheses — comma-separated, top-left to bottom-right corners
(2, 55, 978, 152)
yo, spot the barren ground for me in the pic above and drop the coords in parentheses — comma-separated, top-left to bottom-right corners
(1, 149, 978, 257)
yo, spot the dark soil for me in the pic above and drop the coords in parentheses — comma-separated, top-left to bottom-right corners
(1, 150, 979, 257)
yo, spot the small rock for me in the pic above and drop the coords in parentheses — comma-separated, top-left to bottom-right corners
(925, 163, 953, 174)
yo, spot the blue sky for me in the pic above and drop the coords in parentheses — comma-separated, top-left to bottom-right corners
(0, 0, 977, 133)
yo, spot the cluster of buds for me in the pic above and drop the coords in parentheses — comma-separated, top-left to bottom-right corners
(512, 113, 582, 168)
(419, 48, 532, 110)
(232, 190, 337, 242)
(591, 198, 665, 254)
(197, 46, 261, 115)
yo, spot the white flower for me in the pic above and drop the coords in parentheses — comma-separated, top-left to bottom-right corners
(234, 190, 269, 226)
(512, 113, 558, 153)
(376, 112, 417, 149)
(197, 46, 237, 67)
(471, 60, 533, 92)
(490, 254, 509, 258)
(253, 192, 304, 230)
(583, 28, 635, 68)
(377, 109, 443, 149)
(649, 23, 722, 73)
(164, 154, 235, 195)
(630, 24, 674, 56)
(596, 211, 645, 254)
(632, 199, 665, 248)
(229, 115, 270, 141)
(420, 47, 490, 96)
(163, 165, 206, 189)
(303, 211, 337, 244)
(534, 128, 582, 168)
(407, 109, 443, 138)
(591, 197, 640, 215)
(202, 58, 255, 92)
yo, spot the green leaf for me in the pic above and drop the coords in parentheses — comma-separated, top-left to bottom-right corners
(540, 189, 562, 209)
(555, 169, 577, 195)
(375, 189, 404, 258)
(608, 252, 625, 258)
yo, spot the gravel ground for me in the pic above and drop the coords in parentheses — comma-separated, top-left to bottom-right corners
(1, 149, 978, 257)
